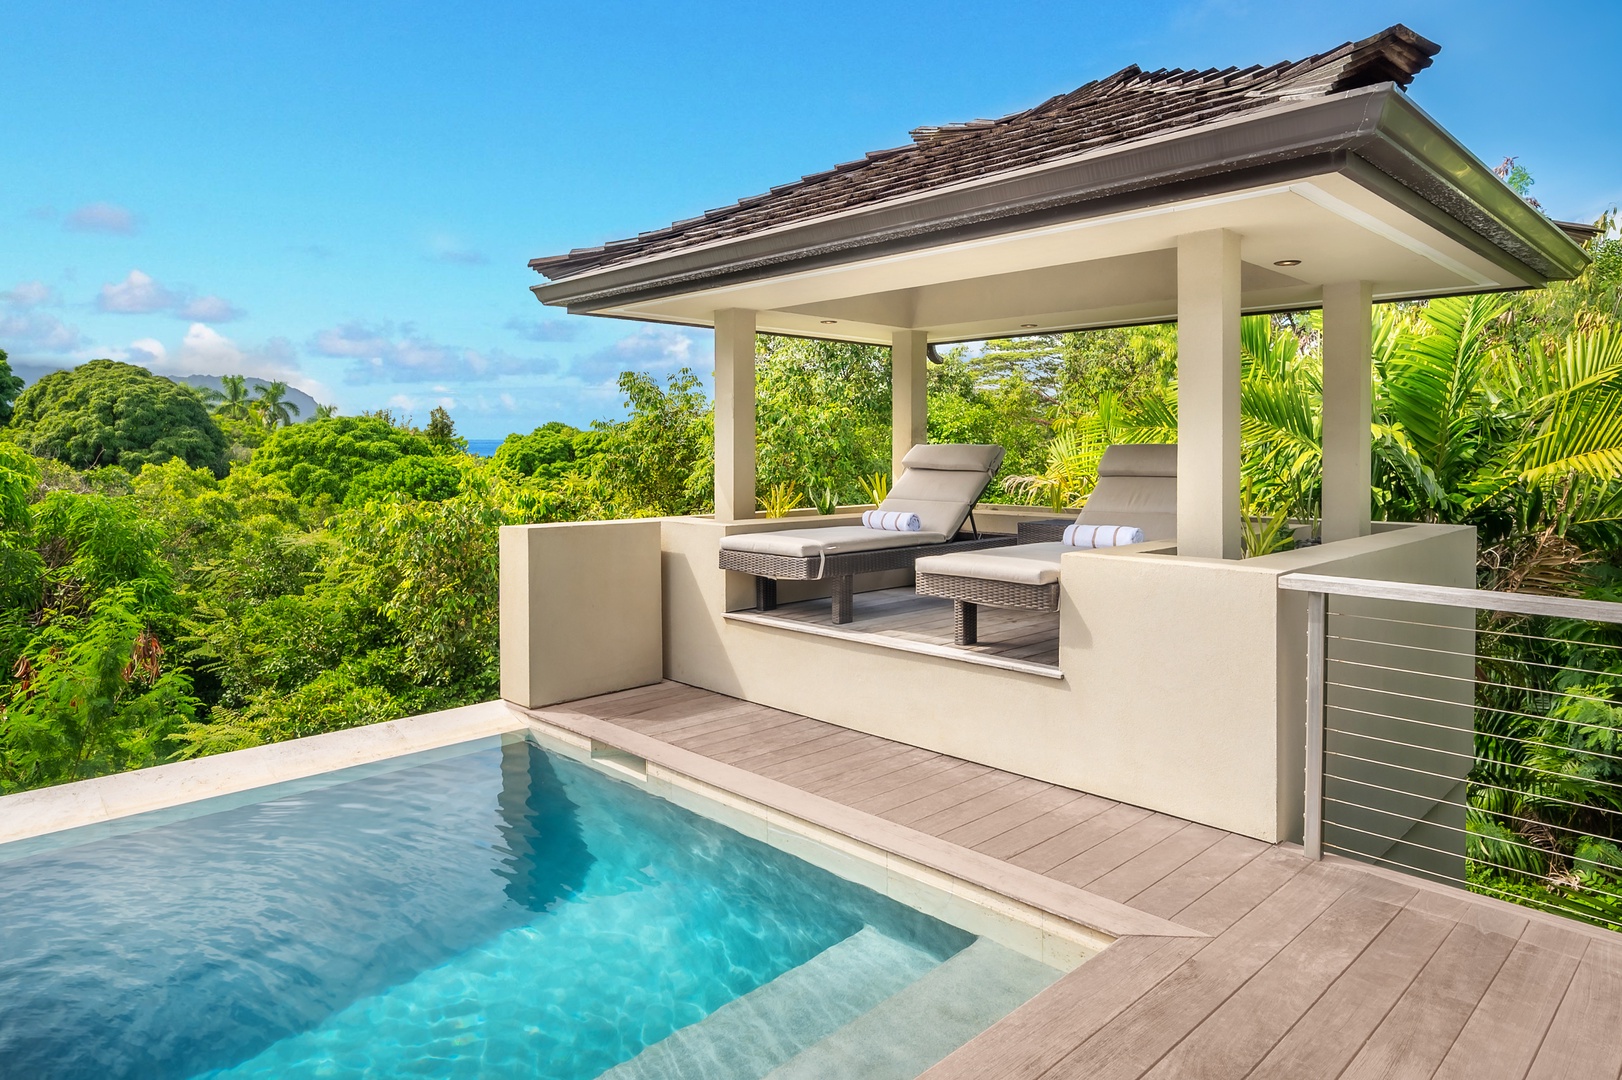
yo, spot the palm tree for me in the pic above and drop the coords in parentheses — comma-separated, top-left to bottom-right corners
(251, 381, 300, 430)
(313, 403, 338, 420)
(205, 375, 255, 422)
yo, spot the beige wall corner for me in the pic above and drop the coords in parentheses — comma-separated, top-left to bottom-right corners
(499, 520, 664, 708)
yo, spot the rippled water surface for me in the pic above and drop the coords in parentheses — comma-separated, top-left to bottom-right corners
(0, 736, 969, 1079)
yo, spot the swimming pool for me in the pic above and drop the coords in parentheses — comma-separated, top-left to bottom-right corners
(0, 733, 1065, 1079)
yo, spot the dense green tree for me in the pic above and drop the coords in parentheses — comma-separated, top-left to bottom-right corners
(0, 348, 24, 427)
(238, 415, 437, 503)
(8, 360, 228, 474)
(492, 422, 585, 482)
(591, 368, 713, 515)
(425, 405, 464, 451)
(345, 456, 463, 505)
(755, 336, 890, 504)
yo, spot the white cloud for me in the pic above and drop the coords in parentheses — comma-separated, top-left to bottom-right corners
(176, 294, 245, 322)
(570, 326, 699, 385)
(2, 280, 60, 309)
(310, 320, 553, 383)
(98, 270, 182, 314)
(96, 269, 244, 322)
(100, 324, 331, 403)
(0, 311, 83, 353)
(500, 392, 518, 411)
(65, 202, 138, 235)
(506, 316, 582, 342)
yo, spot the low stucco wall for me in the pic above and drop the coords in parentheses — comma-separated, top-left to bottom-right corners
(499, 520, 663, 708)
(495, 513, 1474, 842)
(660, 517, 1474, 841)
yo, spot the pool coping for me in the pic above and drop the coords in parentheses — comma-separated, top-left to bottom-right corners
(0, 700, 527, 847)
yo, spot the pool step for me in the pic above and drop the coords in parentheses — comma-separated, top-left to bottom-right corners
(763, 938, 1063, 1080)
(599, 926, 938, 1080)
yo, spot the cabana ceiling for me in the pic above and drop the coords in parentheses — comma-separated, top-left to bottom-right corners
(530, 25, 1587, 345)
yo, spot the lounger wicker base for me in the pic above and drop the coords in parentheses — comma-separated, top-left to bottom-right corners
(915, 571, 1059, 645)
(720, 534, 1015, 624)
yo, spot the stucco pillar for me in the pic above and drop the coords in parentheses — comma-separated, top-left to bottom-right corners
(891, 329, 928, 480)
(713, 308, 756, 522)
(1321, 281, 1375, 542)
(1176, 230, 1242, 560)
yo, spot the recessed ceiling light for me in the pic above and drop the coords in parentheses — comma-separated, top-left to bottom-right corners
(1020, 323, 1039, 329)
(819, 319, 837, 324)
(1273, 259, 1302, 267)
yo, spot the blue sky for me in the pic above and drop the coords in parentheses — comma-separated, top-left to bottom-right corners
(3, 1, 1619, 438)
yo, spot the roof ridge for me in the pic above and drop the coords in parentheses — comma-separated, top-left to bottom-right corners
(530, 26, 1446, 280)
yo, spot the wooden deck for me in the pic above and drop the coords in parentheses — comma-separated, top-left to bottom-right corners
(726, 587, 1061, 674)
(535, 681, 1622, 1080)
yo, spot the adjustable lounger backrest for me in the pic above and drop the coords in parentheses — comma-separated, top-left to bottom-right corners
(1076, 444, 1177, 541)
(879, 443, 1006, 538)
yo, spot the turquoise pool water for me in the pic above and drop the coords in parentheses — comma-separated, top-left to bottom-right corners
(0, 735, 1059, 1079)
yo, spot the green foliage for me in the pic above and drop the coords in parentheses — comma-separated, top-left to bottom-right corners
(8, 360, 228, 474)
(425, 405, 464, 451)
(759, 481, 799, 518)
(205, 374, 255, 423)
(0, 347, 24, 427)
(345, 456, 463, 506)
(756, 336, 890, 504)
(809, 484, 838, 515)
(251, 380, 299, 429)
(491, 422, 588, 482)
(857, 472, 890, 505)
(240, 415, 437, 503)
(590, 369, 712, 515)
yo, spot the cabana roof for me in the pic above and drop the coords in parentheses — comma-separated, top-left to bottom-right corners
(530, 25, 1588, 345)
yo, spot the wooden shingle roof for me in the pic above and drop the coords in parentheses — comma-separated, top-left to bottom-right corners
(531, 25, 1440, 282)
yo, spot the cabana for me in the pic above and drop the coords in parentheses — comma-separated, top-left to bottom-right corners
(505, 25, 1589, 843)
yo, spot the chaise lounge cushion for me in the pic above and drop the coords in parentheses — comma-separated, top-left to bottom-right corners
(916, 542, 1071, 585)
(1074, 443, 1177, 541)
(719, 443, 1005, 560)
(721, 526, 949, 558)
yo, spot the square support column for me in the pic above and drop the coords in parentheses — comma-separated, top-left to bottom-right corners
(713, 308, 756, 522)
(1176, 230, 1242, 560)
(1321, 281, 1375, 543)
(891, 329, 928, 480)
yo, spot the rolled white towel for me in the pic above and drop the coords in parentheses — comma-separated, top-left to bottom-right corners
(1063, 523, 1145, 548)
(862, 509, 921, 532)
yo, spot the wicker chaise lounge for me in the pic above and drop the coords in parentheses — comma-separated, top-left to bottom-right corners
(718, 444, 1012, 624)
(915, 444, 1177, 645)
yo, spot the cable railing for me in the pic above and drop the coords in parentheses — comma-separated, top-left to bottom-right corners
(1280, 572, 1622, 933)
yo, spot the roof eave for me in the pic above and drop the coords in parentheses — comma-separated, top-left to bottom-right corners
(533, 86, 1588, 313)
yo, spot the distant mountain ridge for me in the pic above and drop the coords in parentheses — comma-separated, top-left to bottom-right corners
(170, 374, 321, 424)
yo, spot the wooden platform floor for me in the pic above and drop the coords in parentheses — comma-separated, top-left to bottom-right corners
(552, 680, 1622, 1080)
(741, 587, 1060, 669)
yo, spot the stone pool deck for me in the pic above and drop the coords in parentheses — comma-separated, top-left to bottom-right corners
(533, 681, 1622, 1080)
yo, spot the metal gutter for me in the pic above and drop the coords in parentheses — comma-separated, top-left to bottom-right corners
(534, 86, 1587, 313)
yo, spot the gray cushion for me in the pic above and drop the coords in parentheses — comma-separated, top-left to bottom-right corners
(1075, 444, 1177, 541)
(900, 443, 1007, 473)
(1097, 443, 1177, 478)
(916, 543, 1073, 586)
(882, 443, 1004, 536)
(720, 526, 949, 558)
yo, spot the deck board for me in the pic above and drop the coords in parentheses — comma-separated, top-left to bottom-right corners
(535, 681, 1622, 1080)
